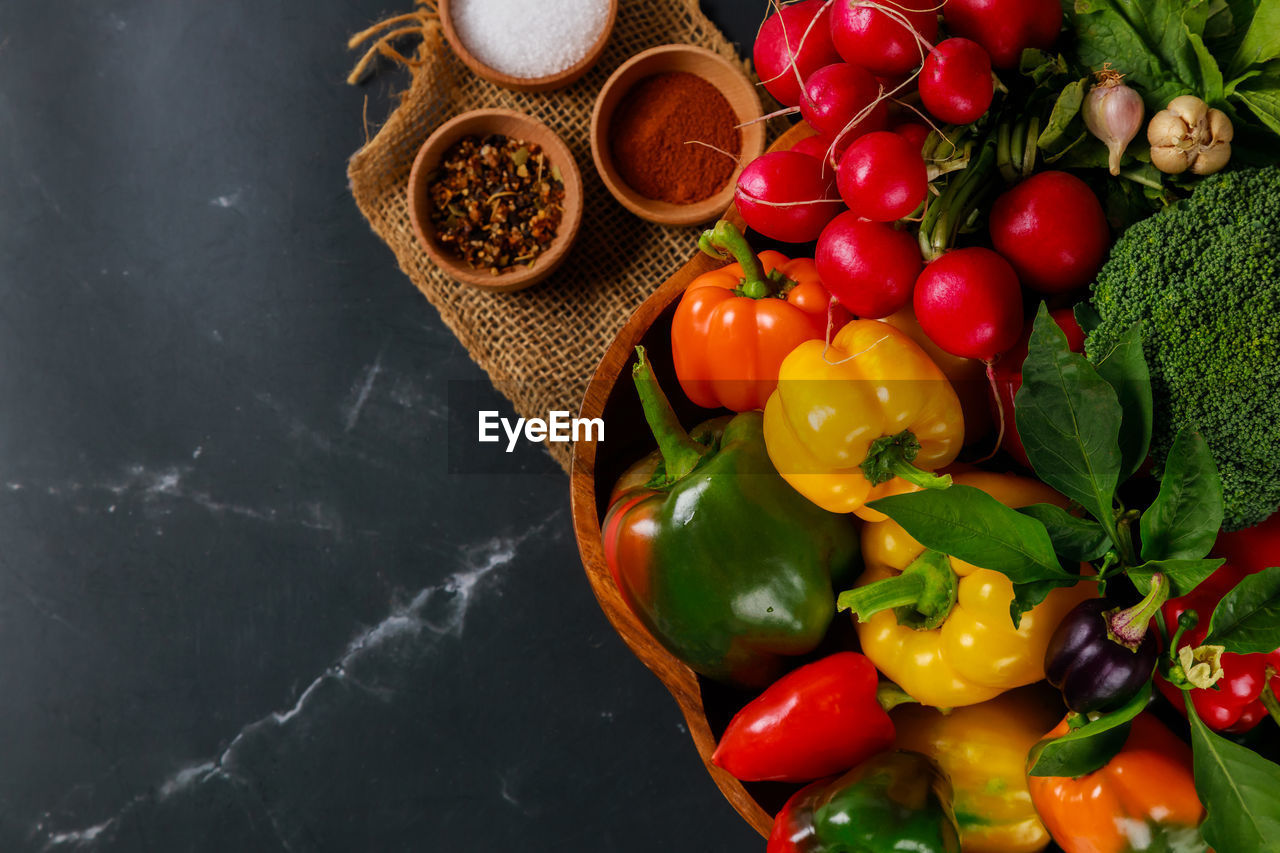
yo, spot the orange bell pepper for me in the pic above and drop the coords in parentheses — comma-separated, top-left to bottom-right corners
(672, 220, 850, 413)
(1026, 713, 1209, 853)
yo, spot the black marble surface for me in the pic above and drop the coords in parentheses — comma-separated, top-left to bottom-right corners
(0, 1, 768, 850)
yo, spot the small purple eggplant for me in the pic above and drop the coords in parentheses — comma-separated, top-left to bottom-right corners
(1044, 573, 1167, 714)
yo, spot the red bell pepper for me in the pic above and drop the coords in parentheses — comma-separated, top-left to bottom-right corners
(1157, 559, 1280, 732)
(711, 652, 901, 783)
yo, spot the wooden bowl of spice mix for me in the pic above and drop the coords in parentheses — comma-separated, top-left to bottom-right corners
(439, 0, 617, 92)
(408, 109, 582, 293)
(590, 44, 765, 227)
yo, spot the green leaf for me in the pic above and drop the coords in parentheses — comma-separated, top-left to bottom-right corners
(1028, 682, 1152, 777)
(1205, 566, 1280, 653)
(1020, 48, 1069, 84)
(868, 486, 1073, 584)
(1018, 503, 1112, 562)
(1139, 430, 1225, 562)
(1075, 302, 1103, 336)
(1068, 0, 1208, 109)
(1038, 78, 1087, 150)
(1188, 696, 1280, 852)
(1130, 558, 1224, 597)
(1092, 322, 1154, 482)
(1188, 18, 1227, 104)
(1228, 0, 1280, 76)
(1010, 577, 1079, 628)
(1234, 73, 1280, 134)
(1016, 304, 1123, 530)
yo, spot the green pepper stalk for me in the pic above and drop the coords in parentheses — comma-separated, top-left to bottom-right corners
(697, 220, 793, 300)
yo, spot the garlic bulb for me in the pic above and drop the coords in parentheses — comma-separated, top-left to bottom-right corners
(1083, 69, 1145, 176)
(1148, 95, 1233, 175)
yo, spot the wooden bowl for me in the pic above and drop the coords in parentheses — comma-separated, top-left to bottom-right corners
(590, 44, 766, 227)
(570, 124, 813, 838)
(438, 0, 617, 92)
(407, 109, 583, 294)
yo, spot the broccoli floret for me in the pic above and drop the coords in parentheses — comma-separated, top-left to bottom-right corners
(1088, 166, 1280, 531)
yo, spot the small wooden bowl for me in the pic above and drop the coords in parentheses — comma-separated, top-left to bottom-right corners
(439, 0, 618, 92)
(407, 109, 583, 293)
(571, 125, 812, 838)
(590, 44, 766, 227)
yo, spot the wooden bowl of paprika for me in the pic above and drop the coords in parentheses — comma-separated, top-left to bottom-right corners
(590, 44, 766, 227)
(571, 124, 812, 839)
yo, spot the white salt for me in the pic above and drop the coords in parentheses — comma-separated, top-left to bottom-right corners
(451, 0, 611, 79)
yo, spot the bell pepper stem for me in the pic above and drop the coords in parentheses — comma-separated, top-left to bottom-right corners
(838, 549, 958, 631)
(875, 682, 920, 712)
(860, 430, 952, 490)
(1261, 669, 1280, 727)
(631, 346, 708, 483)
(1106, 572, 1170, 651)
(698, 220, 772, 299)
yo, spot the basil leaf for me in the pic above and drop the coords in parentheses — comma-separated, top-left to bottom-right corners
(1188, 696, 1280, 852)
(1092, 322, 1153, 482)
(1038, 78, 1087, 150)
(1018, 503, 1112, 563)
(1016, 304, 1123, 529)
(1205, 566, 1280, 654)
(1140, 430, 1225, 562)
(1228, 0, 1280, 76)
(868, 486, 1072, 584)
(1130, 558, 1224, 598)
(1027, 681, 1152, 777)
(1010, 578, 1079, 629)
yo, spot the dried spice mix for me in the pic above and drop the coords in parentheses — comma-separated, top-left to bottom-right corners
(428, 135, 565, 274)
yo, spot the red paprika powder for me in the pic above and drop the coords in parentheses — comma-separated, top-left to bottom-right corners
(608, 71, 741, 204)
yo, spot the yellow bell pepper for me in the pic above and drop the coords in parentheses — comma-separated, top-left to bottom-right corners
(841, 471, 1096, 707)
(893, 687, 1063, 853)
(762, 320, 965, 518)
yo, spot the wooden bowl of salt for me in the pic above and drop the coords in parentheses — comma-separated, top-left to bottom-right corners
(439, 0, 618, 92)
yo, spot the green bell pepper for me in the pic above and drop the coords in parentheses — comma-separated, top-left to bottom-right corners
(601, 347, 860, 689)
(767, 751, 962, 853)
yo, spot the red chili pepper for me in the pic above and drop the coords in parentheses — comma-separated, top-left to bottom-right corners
(1157, 558, 1280, 732)
(711, 652, 899, 783)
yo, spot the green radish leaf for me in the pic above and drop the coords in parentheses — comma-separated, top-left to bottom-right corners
(1188, 18, 1227, 104)
(1020, 48, 1068, 84)
(1092, 322, 1153, 482)
(1016, 304, 1123, 530)
(1187, 695, 1280, 852)
(1234, 73, 1280, 134)
(1038, 78, 1087, 150)
(1139, 430, 1225, 562)
(1228, 0, 1280, 76)
(1018, 503, 1112, 563)
(1027, 682, 1152, 777)
(1130, 558, 1224, 598)
(1068, 0, 1204, 109)
(1205, 566, 1280, 654)
(868, 486, 1072, 584)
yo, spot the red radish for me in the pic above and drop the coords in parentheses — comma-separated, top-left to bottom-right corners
(800, 63, 888, 144)
(816, 213, 923, 318)
(837, 131, 927, 222)
(831, 0, 939, 77)
(989, 171, 1110, 294)
(754, 0, 842, 107)
(919, 38, 994, 124)
(943, 0, 1061, 69)
(913, 248, 1024, 360)
(893, 122, 932, 152)
(790, 134, 839, 167)
(735, 152, 843, 244)
(991, 309, 1085, 466)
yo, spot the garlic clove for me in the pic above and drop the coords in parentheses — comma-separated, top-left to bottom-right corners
(1151, 145, 1192, 174)
(1168, 95, 1209, 128)
(1208, 109, 1234, 143)
(1148, 109, 1191, 147)
(1192, 141, 1231, 175)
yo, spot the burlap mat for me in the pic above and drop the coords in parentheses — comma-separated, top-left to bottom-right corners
(346, 0, 757, 472)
